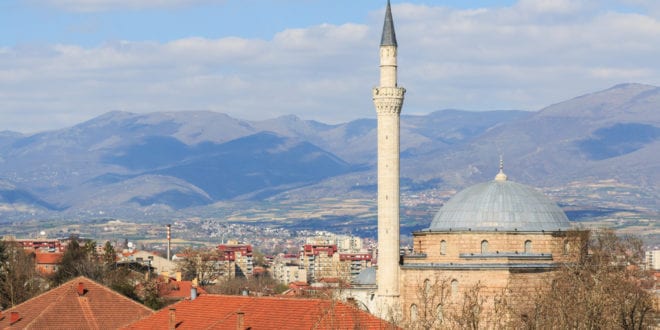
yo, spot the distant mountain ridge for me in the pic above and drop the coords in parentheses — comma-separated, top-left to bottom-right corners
(0, 83, 658, 219)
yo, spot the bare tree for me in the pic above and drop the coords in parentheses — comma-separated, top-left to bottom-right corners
(452, 282, 485, 330)
(175, 247, 225, 285)
(514, 229, 657, 329)
(402, 277, 490, 330)
(0, 239, 44, 308)
(403, 277, 452, 329)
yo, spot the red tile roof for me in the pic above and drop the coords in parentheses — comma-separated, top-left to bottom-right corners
(159, 280, 208, 299)
(0, 276, 153, 330)
(124, 295, 399, 330)
(35, 252, 63, 264)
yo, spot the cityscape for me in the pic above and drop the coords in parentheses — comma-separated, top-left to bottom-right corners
(1, 0, 660, 329)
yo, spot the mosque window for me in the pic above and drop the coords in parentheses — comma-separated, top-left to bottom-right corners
(451, 279, 459, 297)
(410, 304, 418, 322)
(424, 279, 431, 295)
(436, 304, 444, 322)
(563, 239, 570, 255)
(481, 240, 489, 254)
(524, 240, 532, 254)
(440, 240, 447, 255)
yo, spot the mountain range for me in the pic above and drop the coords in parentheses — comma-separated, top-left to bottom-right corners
(0, 83, 658, 220)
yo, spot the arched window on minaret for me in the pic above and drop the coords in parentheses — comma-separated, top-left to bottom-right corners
(481, 240, 489, 254)
(524, 240, 532, 254)
(451, 279, 459, 297)
(410, 304, 418, 322)
(424, 279, 431, 295)
(563, 239, 570, 255)
(440, 240, 447, 255)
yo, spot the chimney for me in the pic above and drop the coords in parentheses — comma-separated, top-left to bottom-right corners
(10, 311, 20, 325)
(236, 311, 244, 330)
(168, 308, 176, 330)
(77, 282, 85, 296)
(190, 287, 198, 301)
(166, 224, 172, 261)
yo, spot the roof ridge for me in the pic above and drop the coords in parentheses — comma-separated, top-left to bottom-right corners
(72, 276, 156, 313)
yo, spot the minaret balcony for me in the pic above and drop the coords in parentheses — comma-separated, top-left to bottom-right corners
(373, 87, 405, 98)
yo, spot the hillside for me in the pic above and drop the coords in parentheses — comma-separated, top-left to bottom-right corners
(0, 84, 658, 221)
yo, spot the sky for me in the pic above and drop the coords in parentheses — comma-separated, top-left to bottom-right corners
(1, 0, 660, 133)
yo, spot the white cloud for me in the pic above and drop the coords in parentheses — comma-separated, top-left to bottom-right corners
(30, 0, 223, 12)
(2, 1, 660, 132)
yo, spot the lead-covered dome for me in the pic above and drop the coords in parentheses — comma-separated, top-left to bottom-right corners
(428, 170, 570, 232)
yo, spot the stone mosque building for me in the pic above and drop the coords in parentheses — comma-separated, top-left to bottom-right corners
(347, 1, 579, 324)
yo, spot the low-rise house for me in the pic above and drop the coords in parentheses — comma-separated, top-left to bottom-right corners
(119, 250, 177, 275)
(0, 276, 153, 329)
(34, 251, 63, 275)
(124, 294, 398, 329)
(158, 277, 208, 303)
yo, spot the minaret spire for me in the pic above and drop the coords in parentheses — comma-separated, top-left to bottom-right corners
(373, 0, 405, 318)
(380, 0, 398, 47)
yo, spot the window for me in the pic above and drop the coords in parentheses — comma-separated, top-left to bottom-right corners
(424, 279, 431, 295)
(563, 239, 570, 255)
(524, 240, 532, 254)
(436, 304, 444, 322)
(440, 240, 447, 255)
(410, 304, 418, 322)
(451, 279, 459, 297)
(481, 240, 489, 254)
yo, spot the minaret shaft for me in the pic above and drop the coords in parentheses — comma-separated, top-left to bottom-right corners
(380, 46, 398, 87)
(373, 0, 405, 305)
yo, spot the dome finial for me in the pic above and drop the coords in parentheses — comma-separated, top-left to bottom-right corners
(495, 155, 507, 182)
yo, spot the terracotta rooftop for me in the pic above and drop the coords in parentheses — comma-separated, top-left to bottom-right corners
(0, 276, 153, 329)
(35, 252, 63, 264)
(124, 295, 399, 330)
(159, 280, 208, 300)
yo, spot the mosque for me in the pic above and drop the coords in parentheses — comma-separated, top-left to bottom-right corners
(347, 1, 578, 324)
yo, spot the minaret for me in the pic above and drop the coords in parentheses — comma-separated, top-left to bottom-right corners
(373, 0, 405, 315)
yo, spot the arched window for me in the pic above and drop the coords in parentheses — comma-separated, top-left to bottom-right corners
(424, 279, 431, 296)
(563, 239, 570, 255)
(440, 240, 447, 255)
(524, 240, 532, 254)
(481, 240, 489, 254)
(410, 304, 418, 322)
(436, 304, 444, 322)
(451, 279, 459, 297)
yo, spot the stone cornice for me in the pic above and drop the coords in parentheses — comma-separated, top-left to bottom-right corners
(373, 87, 405, 115)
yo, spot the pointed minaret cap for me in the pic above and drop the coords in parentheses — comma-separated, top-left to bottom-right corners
(494, 155, 508, 182)
(380, 0, 398, 47)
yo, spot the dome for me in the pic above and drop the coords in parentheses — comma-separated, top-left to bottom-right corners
(428, 175, 570, 232)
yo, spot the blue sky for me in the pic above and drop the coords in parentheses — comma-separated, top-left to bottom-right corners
(1, 0, 660, 133)
(1, 1, 519, 47)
